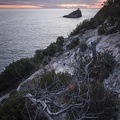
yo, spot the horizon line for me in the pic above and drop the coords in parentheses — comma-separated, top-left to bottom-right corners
(0, 4, 102, 9)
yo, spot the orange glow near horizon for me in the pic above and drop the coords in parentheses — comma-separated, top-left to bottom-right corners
(0, 5, 42, 9)
(0, 1, 104, 9)
(99, 0, 105, 3)
(58, 3, 102, 9)
(58, 4, 81, 8)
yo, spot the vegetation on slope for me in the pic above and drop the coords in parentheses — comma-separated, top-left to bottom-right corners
(0, 1, 120, 120)
(0, 94, 27, 120)
(0, 36, 64, 92)
(69, 0, 120, 36)
(0, 72, 71, 120)
(0, 50, 118, 120)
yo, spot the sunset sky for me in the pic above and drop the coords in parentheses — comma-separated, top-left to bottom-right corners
(0, 0, 105, 9)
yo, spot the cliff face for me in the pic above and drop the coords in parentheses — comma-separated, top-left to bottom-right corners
(0, 21, 120, 120)
(1, 1, 120, 119)
(11, 27, 119, 94)
(14, 27, 120, 119)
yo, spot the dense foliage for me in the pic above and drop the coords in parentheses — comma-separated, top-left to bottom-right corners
(0, 36, 64, 92)
(0, 94, 27, 120)
(20, 71, 72, 95)
(66, 37, 79, 50)
(0, 49, 118, 120)
(39, 70, 71, 90)
(66, 83, 118, 120)
(0, 58, 36, 91)
(0, 72, 72, 120)
(90, 50, 115, 82)
(69, 19, 95, 36)
(0, 1, 119, 119)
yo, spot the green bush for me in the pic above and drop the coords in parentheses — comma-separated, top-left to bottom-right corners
(35, 43, 57, 58)
(0, 94, 27, 120)
(39, 71, 71, 90)
(34, 36, 64, 59)
(98, 25, 106, 35)
(90, 50, 115, 82)
(56, 36, 64, 53)
(0, 93, 50, 120)
(66, 82, 119, 120)
(22, 71, 72, 95)
(67, 38, 79, 50)
(79, 41, 87, 52)
(56, 36, 64, 45)
(34, 49, 44, 60)
(0, 58, 35, 91)
(89, 84, 118, 120)
(45, 42, 57, 56)
(69, 19, 95, 36)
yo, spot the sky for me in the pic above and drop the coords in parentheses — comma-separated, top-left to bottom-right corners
(0, 0, 105, 9)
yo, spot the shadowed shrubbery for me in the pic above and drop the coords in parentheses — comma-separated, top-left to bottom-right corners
(66, 37, 79, 50)
(0, 93, 49, 120)
(69, 19, 95, 37)
(35, 36, 64, 58)
(0, 49, 119, 120)
(0, 58, 36, 91)
(90, 50, 115, 82)
(98, 25, 106, 35)
(13, 70, 72, 95)
(66, 83, 119, 120)
(0, 36, 64, 92)
(0, 94, 27, 120)
(0, 1, 120, 119)
(79, 40, 88, 52)
(40, 71, 71, 89)
(65, 50, 118, 120)
(69, 0, 120, 37)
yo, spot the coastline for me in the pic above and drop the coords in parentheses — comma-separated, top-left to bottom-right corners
(0, 8, 99, 73)
(0, 2, 120, 119)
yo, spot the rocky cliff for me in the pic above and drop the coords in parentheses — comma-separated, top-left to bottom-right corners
(1, 24, 120, 119)
(0, 0, 120, 119)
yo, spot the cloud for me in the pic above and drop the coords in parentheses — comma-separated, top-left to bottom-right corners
(0, 0, 103, 8)
(0, 0, 103, 5)
(0, 5, 42, 8)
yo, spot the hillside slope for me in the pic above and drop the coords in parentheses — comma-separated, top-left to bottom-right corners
(0, 0, 120, 119)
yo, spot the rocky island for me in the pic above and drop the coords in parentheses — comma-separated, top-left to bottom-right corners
(63, 8, 82, 18)
(0, 0, 120, 120)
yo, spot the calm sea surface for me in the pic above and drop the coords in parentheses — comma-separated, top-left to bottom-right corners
(0, 9, 99, 73)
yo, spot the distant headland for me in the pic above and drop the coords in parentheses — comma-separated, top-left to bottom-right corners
(63, 8, 82, 18)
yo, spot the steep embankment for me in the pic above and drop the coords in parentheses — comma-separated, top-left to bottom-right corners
(0, 1, 120, 119)
(0, 27, 120, 119)
(0, 26, 119, 119)
(1, 27, 119, 99)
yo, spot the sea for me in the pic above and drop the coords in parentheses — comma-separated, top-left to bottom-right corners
(0, 8, 99, 73)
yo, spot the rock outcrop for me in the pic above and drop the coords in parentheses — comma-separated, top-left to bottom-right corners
(1, 1, 120, 119)
(63, 8, 82, 18)
(0, 22, 120, 120)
